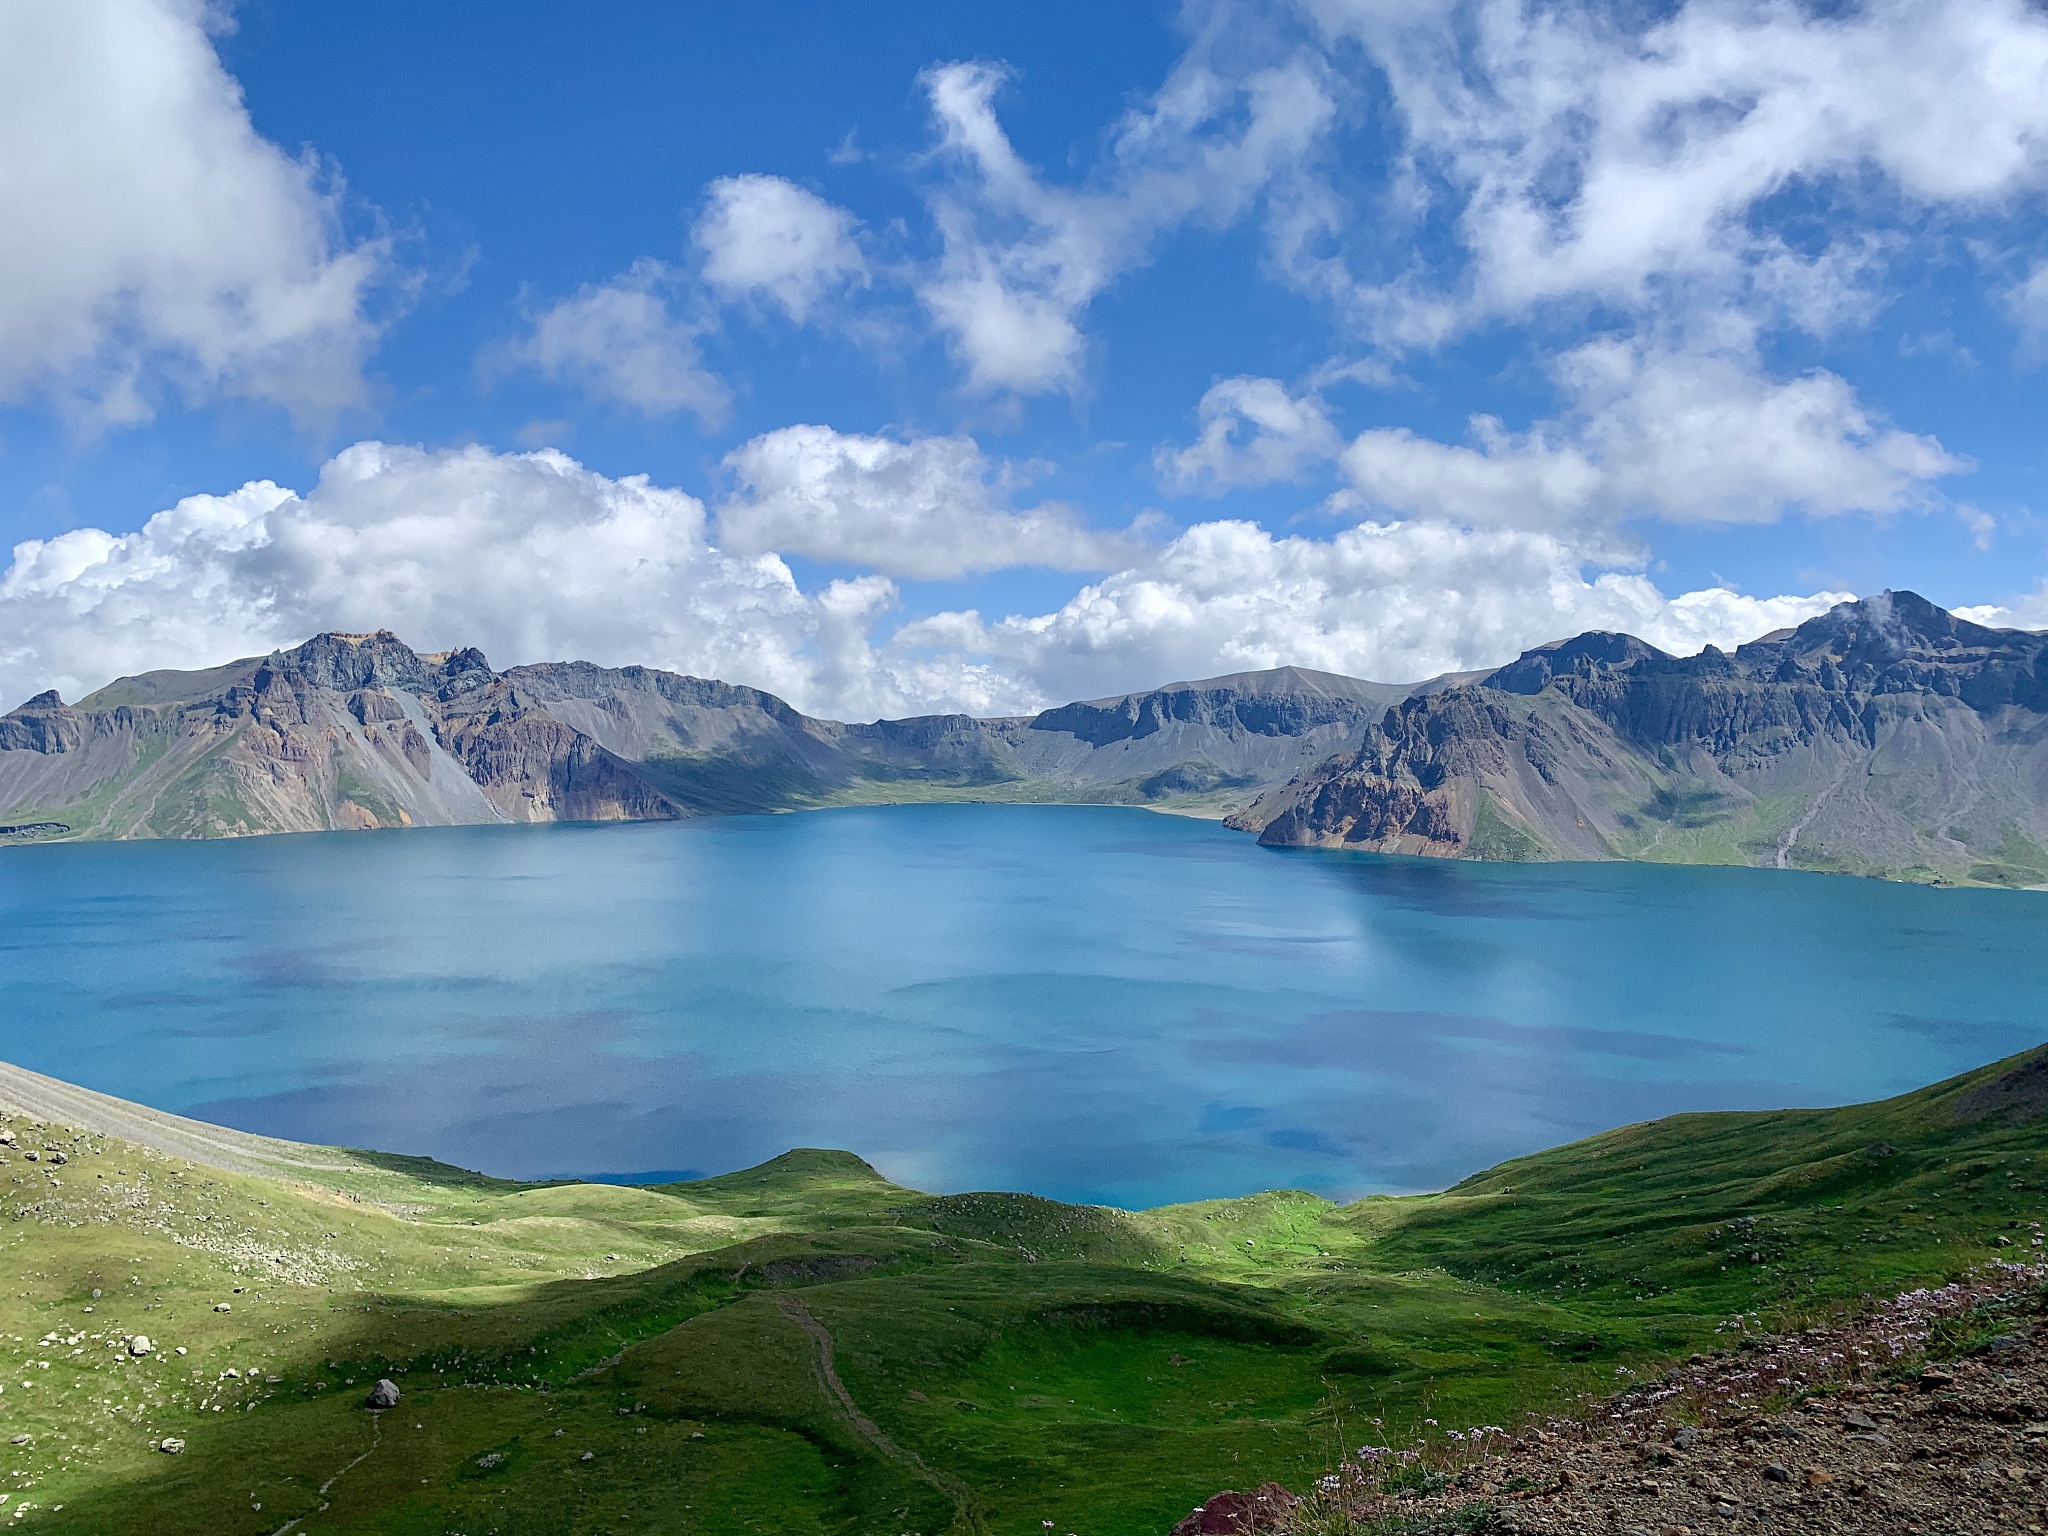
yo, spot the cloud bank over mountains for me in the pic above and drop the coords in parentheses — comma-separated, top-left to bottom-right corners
(1, 440, 1848, 720)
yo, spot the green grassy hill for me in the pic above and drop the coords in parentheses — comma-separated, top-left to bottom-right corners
(4, 1046, 2046, 1535)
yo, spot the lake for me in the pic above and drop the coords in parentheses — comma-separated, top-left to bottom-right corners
(3, 804, 2044, 1207)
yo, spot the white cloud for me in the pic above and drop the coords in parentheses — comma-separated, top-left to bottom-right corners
(1956, 585, 2048, 631)
(1151, 343, 1962, 527)
(1156, 376, 1344, 493)
(0, 441, 981, 721)
(0, 439, 1861, 729)
(719, 425, 1139, 580)
(900, 516, 1850, 702)
(503, 259, 728, 423)
(915, 53, 1334, 394)
(1339, 342, 1964, 527)
(0, 0, 393, 424)
(694, 174, 865, 322)
(1298, 0, 2048, 342)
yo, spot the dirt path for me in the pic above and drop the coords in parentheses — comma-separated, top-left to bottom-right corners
(267, 1412, 382, 1536)
(773, 1294, 986, 1536)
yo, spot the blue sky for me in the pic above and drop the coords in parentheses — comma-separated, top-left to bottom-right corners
(2, 0, 2046, 718)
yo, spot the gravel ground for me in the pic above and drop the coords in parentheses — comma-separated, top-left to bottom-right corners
(1471, 1339, 2047, 1535)
(1183, 1263, 2048, 1535)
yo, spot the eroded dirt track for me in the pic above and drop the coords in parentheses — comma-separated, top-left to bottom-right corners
(773, 1293, 988, 1535)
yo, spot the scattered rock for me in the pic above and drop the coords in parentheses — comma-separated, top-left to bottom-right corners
(580, 1451, 595, 1462)
(8, 1436, 27, 1446)
(476, 1452, 504, 1470)
(364, 1379, 401, 1410)
(214, 1303, 231, 1313)
(127, 1336, 152, 1358)
(45, 1153, 64, 1166)
(1264, 1264, 2048, 1536)
(1171, 1482, 1299, 1535)
(157, 1439, 184, 1455)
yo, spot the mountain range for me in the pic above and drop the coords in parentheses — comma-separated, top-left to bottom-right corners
(0, 631, 1449, 842)
(1232, 589, 2048, 886)
(4, 590, 2044, 885)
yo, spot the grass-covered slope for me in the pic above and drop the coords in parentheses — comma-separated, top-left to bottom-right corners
(4, 1046, 2046, 1535)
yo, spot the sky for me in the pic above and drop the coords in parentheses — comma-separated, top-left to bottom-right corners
(1, 0, 2046, 721)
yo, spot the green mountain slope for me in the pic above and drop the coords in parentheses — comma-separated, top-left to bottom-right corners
(2, 1044, 2045, 1534)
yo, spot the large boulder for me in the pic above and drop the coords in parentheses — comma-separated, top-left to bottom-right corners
(365, 1378, 401, 1410)
(1169, 1483, 1299, 1535)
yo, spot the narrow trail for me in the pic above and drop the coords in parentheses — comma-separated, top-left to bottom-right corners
(268, 1413, 382, 1536)
(773, 1294, 986, 1536)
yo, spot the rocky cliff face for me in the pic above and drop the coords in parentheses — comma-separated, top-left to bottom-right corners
(0, 639, 1437, 842)
(1234, 592, 2048, 886)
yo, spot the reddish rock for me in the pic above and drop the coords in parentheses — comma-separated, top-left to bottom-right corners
(1169, 1482, 1299, 1535)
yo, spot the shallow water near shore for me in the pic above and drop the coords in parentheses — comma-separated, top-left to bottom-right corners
(4, 803, 2044, 1206)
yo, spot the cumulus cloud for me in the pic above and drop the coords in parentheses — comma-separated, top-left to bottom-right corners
(1156, 376, 1344, 494)
(915, 54, 1333, 394)
(1955, 585, 2048, 631)
(901, 517, 1850, 702)
(1297, 0, 2048, 342)
(719, 425, 1140, 580)
(0, 0, 393, 424)
(0, 441, 969, 720)
(0, 439, 1858, 727)
(1155, 344, 1962, 527)
(694, 174, 866, 321)
(1339, 342, 1964, 527)
(501, 259, 728, 422)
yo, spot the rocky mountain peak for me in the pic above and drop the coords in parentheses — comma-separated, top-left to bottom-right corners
(1776, 590, 1983, 661)
(1483, 631, 1670, 695)
(271, 632, 495, 695)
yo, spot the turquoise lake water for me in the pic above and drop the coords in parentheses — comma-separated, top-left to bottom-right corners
(4, 804, 2045, 1207)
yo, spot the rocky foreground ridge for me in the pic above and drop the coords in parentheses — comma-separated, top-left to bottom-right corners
(1231, 592, 2048, 886)
(1189, 1260, 2048, 1536)
(0, 633, 1429, 841)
